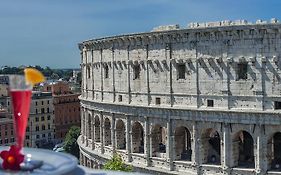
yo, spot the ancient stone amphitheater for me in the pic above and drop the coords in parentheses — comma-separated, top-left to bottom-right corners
(78, 19, 281, 175)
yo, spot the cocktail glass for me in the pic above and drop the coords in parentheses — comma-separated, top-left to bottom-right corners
(9, 75, 32, 151)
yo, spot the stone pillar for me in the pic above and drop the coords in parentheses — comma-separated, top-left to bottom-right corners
(166, 118, 174, 171)
(191, 121, 200, 172)
(91, 111, 95, 150)
(126, 115, 132, 162)
(256, 125, 267, 174)
(91, 50, 95, 100)
(81, 108, 85, 144)
(111, 114, 116, 152)
(144, 117, 151, 166)
(222, 123, 231, 173)
(100, 113, 104, 154)
(85, 111, 89, 147)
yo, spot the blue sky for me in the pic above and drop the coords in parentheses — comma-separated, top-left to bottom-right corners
(0, 0, 280, 68)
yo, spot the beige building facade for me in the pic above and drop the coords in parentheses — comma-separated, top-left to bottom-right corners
(78, 19, 281, 175)
(25, 91, 55, 148)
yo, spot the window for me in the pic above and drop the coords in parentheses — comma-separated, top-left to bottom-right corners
(47, 115, 51, 120)
(274, 101, 281, 110)
(36, 135, 40, 139)
(11, 130, 13, 135)
(156, 97, 161, 105)
(207, 99, 214, 107)
(41, 101, 44, 105)
(48, 133, 51, 137)
(118, 95, 123, 102)
(41, 108, 45, 113)
(36, 101, 38, 106)
(177, 63, 186, 80)
(42, 125, 45, 130)
(36, 109, 38, 114)
(5, 139, 8, 144)
(26, 135, 30, 140)
(47, 100, 49, 104)
(35, 117, 39, 122)
(26, 127, 29, 132)
(104, 64, 109, 79)
(11, 138, 14, 142)
(5, 131, 7, 136)
(87, 66, 91, 79)
(48, 124, 50, 130)
(0, 140, 2, 144)
(237, 63, 248, 80)
(133, 64, 141, 80)
(36, 126, 39, 131)
(42, 134, 45, 138)
(41, 116, 45, 121)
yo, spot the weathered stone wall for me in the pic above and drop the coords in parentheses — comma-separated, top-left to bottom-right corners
(78, 21, 281, 174)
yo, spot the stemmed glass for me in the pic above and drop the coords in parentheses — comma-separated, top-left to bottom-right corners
(9, 75, 32, 150)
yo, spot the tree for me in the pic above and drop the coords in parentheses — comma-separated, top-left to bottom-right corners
(64, 126, 81, 159)
(103, 154, 132, 172)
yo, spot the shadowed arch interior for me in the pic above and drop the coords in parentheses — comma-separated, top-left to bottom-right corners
(201, 128, 221, 164)
(94, 116, 100, 142)
(174, 126, 192, 161)
(233, 130, 255, 168)
(104, 118, 111, 146)
(116, 120, 126, 149)
(132, 122, 144, 153)
(151, 124, 167, 157)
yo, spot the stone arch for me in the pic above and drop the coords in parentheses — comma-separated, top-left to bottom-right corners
(151, 124, 167, 157)
(132, 122, 144, 153)
(174, 126, 192, 161)
(233, 130, 255, 168)
(268, 132, 281, 170)
(201, 128, 221, 164)
(116, 119, 126, 150)
(104, 118, 111, 146)
(94, 116, 100, 142)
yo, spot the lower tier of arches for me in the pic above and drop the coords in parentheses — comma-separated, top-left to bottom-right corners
(79, 108, 281, 175)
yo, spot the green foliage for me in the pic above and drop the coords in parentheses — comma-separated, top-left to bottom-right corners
(0, 65, 76, 81)
(103, 154, 132, 172)
(63, 126, 81, 159)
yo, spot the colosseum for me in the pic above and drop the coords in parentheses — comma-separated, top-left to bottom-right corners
(78, 19, 281, 175)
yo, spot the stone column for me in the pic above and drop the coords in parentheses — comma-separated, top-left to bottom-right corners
(126, 115, 132, 162)
(81, 108, 85, 144)
(100, 113, 104, 154)
(222, 123, 231, 173)
(111, 114, 116, 152)
(91, 50, 95, 100)
(91, 111, 95, 150)
(191, 121, 200, 172)
(144, 116, 151, 166)
(256, 125, 267, 174)
(166, 118, 174, 171)
(85, 111, 89, 147)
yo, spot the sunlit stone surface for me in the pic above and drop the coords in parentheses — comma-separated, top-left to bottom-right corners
(78, 19, 281, 175)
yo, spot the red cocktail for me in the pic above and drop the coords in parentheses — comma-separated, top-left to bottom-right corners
(10, 90, 32, 149)
(9, 75, 32, 150)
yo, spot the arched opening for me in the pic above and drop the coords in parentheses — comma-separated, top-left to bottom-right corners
(132, 122, 144, 153)
(269, 132, 281, 170)
(201, 129, 221, 164)
(233, 130, 255, 168)
(87, 114, 91, 139)
(104, 118, 111, 146)
(116, 120, 126, 150)
(151, 124, 166, 157)
(174, 126, 192, 161)
(94, 116, 100, 142)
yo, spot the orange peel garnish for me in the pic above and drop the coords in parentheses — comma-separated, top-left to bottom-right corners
(24, 68, 46, 86)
